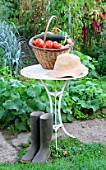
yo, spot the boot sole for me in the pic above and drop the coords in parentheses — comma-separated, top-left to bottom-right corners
(32, 153, 51, 164)
(20, 160, 31, 164)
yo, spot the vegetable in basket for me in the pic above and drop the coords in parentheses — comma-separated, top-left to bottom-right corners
(33, 32, 65, 42)
(32, 38, 44, 48)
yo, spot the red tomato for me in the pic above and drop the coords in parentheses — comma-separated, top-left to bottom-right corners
(45, 40, 53, 48)
(32, 39, 36, 46)
(53, 41, 62, 49)
(34, 38, 44, 48)
(95, 0, 100, 2)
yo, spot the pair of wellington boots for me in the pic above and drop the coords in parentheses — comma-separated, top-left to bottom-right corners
(21, 111, 53, 163)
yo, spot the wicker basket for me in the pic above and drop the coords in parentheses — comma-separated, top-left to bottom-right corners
(29, 15, 74, 70)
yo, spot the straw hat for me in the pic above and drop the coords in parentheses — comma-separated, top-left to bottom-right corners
(48, 53, 88, 78)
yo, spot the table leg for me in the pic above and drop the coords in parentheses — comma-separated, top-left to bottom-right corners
(57, 81, 75, 138)
(40, 80, 75, 151)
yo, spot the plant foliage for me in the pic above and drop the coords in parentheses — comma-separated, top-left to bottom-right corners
(0, 73, 105, 131)
(0, 21, 22, 74)
(0, 77, 47, 131)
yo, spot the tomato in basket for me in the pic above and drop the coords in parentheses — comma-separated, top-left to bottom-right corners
(33, 38, 44, 48)
(45, 40, 53, 49)
(53, 41, 62, 49)
(32, 39, 36, 46)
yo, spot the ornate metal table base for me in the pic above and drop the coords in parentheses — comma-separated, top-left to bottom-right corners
(41, 80, 75, 151)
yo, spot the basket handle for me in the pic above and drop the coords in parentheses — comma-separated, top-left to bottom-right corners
(43, 15, 58, 48)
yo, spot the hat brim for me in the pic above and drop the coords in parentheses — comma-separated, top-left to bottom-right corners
(48, 64, 88, 78)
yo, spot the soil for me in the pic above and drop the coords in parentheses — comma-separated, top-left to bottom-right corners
(52, 118, 106, 146)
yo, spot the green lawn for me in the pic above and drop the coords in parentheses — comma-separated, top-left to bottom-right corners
(0, 138, 106, 170)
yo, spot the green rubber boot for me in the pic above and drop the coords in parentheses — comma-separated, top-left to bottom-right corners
(21, 111, 44, 163)
(32, 113, 53, 163)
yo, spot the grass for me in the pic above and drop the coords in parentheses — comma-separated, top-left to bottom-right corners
(0, 138, 106, 170)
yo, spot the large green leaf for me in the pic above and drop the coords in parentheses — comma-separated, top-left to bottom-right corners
(0, 79, 6, 93)
(3, 99, 23, 111)
(36, 100, 46, 111)
(0, 108, 5, 119)
(62, 113, 67, 123)
(77, 100, 88, 108)
(67, 113, 74, 123)
(26, 99, 38, 112)
(10, 79, 25, 88)
(87, 99, 100, 112)
(3, 110, 15, 121)
(26, 85, 41, 97)
(72, 96, 79, 102)
(15, 118, 27, 131)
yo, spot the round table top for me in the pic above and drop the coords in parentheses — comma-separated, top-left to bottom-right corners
(20, 64, 88, 81)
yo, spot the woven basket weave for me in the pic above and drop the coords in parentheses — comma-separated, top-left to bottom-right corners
(29, 15, 74, 70)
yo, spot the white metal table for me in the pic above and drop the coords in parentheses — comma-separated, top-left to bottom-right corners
(21, 64, 88, 151)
